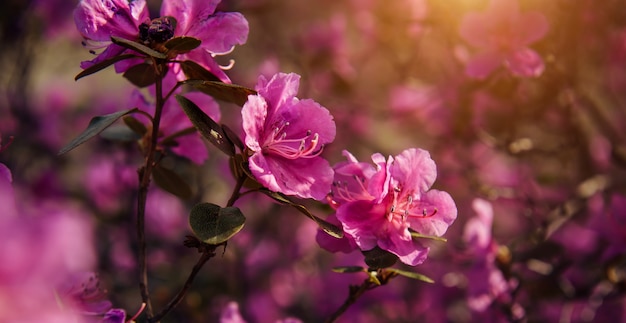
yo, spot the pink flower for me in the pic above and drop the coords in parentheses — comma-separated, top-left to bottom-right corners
(329, 149, 457, 266)
(74, 0, 248, 82)
(463, 199, 514, 313)
(459, 0, 549, 79)
(242, 73, 336, 200)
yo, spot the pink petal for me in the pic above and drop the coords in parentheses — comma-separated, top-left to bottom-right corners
(256, 73, 301, 112)
(378, 233, 429, 266)
(242, 95, 268, 152)
(337, 201, 386, 250)
(186, 12, 249, 55)
(160, 0, 219, 35)
(407, 190, 457, 237)
(517, 12, 549, 44)
(249, 153, 334, 200)
(465, 51, 503, 79)
(273, 98, 336, 145)
(459, 12, 491, 48)
(505, 48, 544, 77)
(390, 148, 437, 193)
(74, 0, 147, 41)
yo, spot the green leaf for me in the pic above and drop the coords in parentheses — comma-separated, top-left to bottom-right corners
(58, 108, 138, 155)
(111, 36, 166, 59)
(410, 231, 448, 242)
(99, 125, 142, 142)
(188, 203, 246, 245)
(362, 247, 398, 269)
(123, 115, 148, 136)
(164, 36, 201, 54)
(123, 63, 163, 88)
(222, 124, 244, 152)
(180, 61, 221, 82)
(152, 165, 193, 199)
(259, 189, 344, 239)
(332, 266, 365, 273)
(386, 268, 434, 283)
(186, 80, 256, 106)
(175, 94, 235, 156)
(75, 53, 138, 81)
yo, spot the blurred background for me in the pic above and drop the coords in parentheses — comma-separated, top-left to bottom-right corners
(1, 0, 626, 322)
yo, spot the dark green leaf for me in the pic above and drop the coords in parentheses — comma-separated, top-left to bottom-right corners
(259, 189, 344, 238)
(164, 36, 201, 54)
(188, 203, 246, 245)
(58, 109, 138, 155)
(75, 54, 138, 81)
(100, 125, 142, 142)
(386, 268, 434, 283)
(111, 36, 166, 59)
(123, 116, 148, 135)
(186, 80, 256, 106)
(362, 247, 398, 269)
(152, 165, 193, 199)
(332, 266, 365, 273)
(222, 124, 244, 152)
(175, 94, 235, 156)
(410, 231, 448, 242)
(180, 61, 222, 82)
(123, 63, 163, 88)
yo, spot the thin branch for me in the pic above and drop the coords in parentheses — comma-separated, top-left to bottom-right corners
(149, 246, 216, 323)
(324, 280, 378, 323)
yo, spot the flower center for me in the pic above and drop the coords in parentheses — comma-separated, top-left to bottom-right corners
(332, 174, 372, 204)
(387, 186, 437, 224)
(139, 17, 176, 44)
(262, 121, 324, 160)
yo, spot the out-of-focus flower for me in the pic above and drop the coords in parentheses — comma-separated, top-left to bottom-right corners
(220, 301, 302, 323)
(459, 0, 549, 79)
(242, 73, 336, 200)
(131, 74, 221, 164)
(74, 0, 248, 82)
(327, 149, 457, 266)
(58, 272, 113, 316)
(463, 199, 510, 312)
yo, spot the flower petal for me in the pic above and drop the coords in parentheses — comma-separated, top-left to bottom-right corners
(242, 95, 268, 152)
(336, 201, 387, 250)
(186, 12, 249, 55)
(465, 51, 503, 79)
(378, 233, 429, 266)
(74, 0, 147, 41)
(256, 73, 301, 113)
(249, 153, 334, 200)
(390, 148, 437, 194)
(272, 98, 336, 145)
(506, 48, 545, 77)
(407, 190, 458, 237)
(160, 0, 220, 36)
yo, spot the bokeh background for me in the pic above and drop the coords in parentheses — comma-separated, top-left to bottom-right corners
(1, 0, 626, 322)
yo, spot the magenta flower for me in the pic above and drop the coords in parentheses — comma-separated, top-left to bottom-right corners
(329, 149, 457, 266)
(463, 199, 512, 312)
(242, 73, 336, 200)
(74, 0, 248, 82)
(459, 0, 549, 79)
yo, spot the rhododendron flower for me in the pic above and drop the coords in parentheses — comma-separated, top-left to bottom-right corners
(74, 0, 248, 82)
(242, 73, 336, 200)
(459, 0, 549, 79)
(463, 199, 515, 313)
(327, 149, 457, 266)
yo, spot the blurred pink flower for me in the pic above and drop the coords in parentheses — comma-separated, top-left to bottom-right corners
(242, 73, 336, 200)
(74, 0, 248, 82)
(459, 0, 549, 79)
(329, 149, 457, 266)
(463, 199, 512, 312)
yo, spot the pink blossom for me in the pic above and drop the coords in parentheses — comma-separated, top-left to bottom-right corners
(242, 73, 336, 200)
(459, 0, 549, 79)
(463, 199, 515, 314)
(329, 149, 457, 266)
(74, 0, 248, 82)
